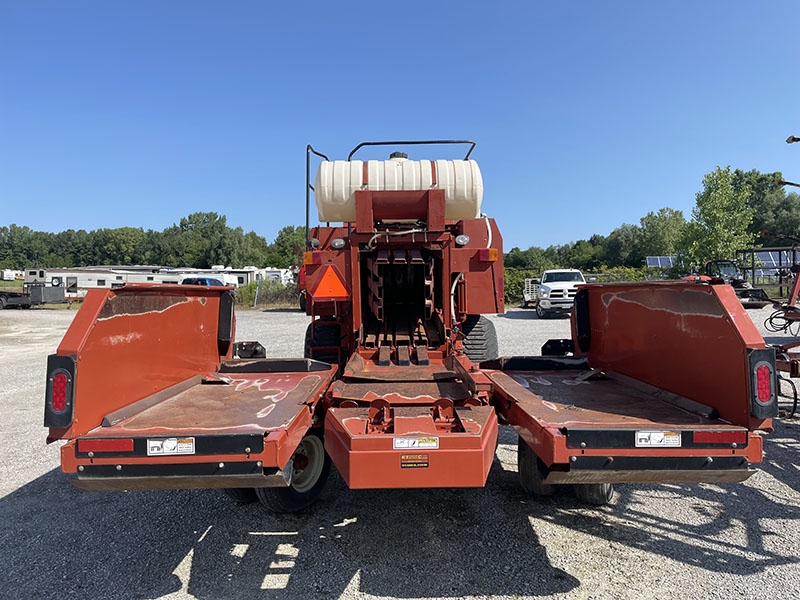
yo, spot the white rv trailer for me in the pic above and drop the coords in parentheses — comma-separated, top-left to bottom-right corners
(24, 268, 183, 299)
(24, 264, 296, 299)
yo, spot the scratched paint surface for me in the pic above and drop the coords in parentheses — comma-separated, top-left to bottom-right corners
(493, 370, 744, 430)
(584, 283, 762, 427)
(92, 373, 323, 435)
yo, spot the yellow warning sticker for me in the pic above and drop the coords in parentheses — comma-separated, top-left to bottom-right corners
(635, 431, 681, 448)
(393, 437, 439, 450)
(400, 454, 429, 468)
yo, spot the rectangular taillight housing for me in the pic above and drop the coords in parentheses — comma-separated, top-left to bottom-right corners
(77, 438, 134, 453)
(478, 248, 499, 262)
(748, 348, 778, 420)
(303, 251, 323, 265)
(693, 430, 747, 444)
(44, 354, 77, 429)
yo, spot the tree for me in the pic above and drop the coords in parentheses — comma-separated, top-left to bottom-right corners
(505, 246, 558, 272)
(638, 208, 686, 257)
(678, 166, 754, 268)
(732, 168, 787, 245)
(604, 224, 642, 267)
(271, 225, 307, 268)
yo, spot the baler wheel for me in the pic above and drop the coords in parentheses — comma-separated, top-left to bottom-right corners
(303, 318, 340, 364)
(299, 291, 306, 312)
(221, 488, 258, 504)
(255, 432, 331, 513)
(573, 483, 614, 506)
(461, 315, 498, 362)
(517, 436, 553, 497)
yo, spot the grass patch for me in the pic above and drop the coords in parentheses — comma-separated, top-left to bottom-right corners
(236, 280, 299, 308)
(0, 279, 24, 291)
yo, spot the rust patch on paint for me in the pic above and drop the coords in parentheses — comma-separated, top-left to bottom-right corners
(97, 294, 190, 319)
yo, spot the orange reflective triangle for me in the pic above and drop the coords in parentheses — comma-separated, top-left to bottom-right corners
(310, 265, 349, 300)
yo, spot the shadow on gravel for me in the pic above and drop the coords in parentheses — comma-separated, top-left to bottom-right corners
(0, 462, 578, 599)
(762, 336, 796, 346)
(759, 417, 800, 495)
(524, 418, 800, 576)
(495, 310, 537, 319)
(4, 424, 798, 598)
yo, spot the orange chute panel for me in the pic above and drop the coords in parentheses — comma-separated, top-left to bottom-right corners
(51, 285, 233, 440)
(572, 281, 768, 428)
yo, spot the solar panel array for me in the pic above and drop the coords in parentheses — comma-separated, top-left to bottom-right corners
(645, 256, 677, 267)
(739, 250, 798, 279)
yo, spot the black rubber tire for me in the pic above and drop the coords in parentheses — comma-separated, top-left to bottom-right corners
(255, 433, 331, 513)
(222, 488, 258, 504)
(517, 436, 553, 496)
(573, 483, 614, 506)
(299, 291, 306, 312)
(461, 315, 498, 362)
(536, 303, 548, 319)
(303, 318, 340, 364)
(0, 296, 7, 310)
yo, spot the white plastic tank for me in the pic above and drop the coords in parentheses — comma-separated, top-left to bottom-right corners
(314, 155, 483, 222)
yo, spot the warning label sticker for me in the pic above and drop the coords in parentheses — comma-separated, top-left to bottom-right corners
(393, 437, 439, 450)
(400, 454, 429, 468)
(147, 437, 195, 456)
(635, 431, 681, 448)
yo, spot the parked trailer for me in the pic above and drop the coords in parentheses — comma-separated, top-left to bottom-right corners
(44, 141, 776, 513)
(522, 278, 539, 308)
(0, 290, 31, 309)
(0, 284, 65, 309)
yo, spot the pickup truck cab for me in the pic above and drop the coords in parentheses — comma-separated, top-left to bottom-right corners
(181, 277, 226, 287)
(536, 269, 585, 318)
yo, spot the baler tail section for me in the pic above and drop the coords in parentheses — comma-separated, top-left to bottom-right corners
(46, 284, 338, 492)
(45, 284, 236, 441)
(492, 281, 776, 485)
(61, 358, 336, 491)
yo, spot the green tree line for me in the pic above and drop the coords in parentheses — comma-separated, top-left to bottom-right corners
(506, 167, 799, 274)
(3, 168, 797, 285)
(0, 213, 307, 270)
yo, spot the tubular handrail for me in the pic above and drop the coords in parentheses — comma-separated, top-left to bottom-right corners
(306, 145, 329, 248)
(347, 140, 476, 161)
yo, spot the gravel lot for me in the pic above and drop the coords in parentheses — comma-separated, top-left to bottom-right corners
(1, 305, 798, 600)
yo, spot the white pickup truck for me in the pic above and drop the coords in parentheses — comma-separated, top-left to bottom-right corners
(529, 269, 586, 318)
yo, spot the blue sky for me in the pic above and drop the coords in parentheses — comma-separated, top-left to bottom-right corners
(2, 1, 798, 250)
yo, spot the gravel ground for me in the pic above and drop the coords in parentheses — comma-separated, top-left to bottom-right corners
(1, 305, 798, 600)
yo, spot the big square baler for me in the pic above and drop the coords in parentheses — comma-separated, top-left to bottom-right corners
(44, 141, 777, 511)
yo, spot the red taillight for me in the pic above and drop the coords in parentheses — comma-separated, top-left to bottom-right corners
(78, 438, 134, 453)
(693, 430, 747, 444)
(51, 372, 68, 412)
(756, 364, 772, 404)
(478, 248, 499, 262)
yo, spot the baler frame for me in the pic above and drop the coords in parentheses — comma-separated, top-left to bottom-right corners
(43, 141, 778, 513)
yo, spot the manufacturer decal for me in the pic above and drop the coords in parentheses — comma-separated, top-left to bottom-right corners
(393, 437, 439, 450)
(400, 454, 429, 468)
(147, 437, 195, 456)
(635, 431, 681, 448)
